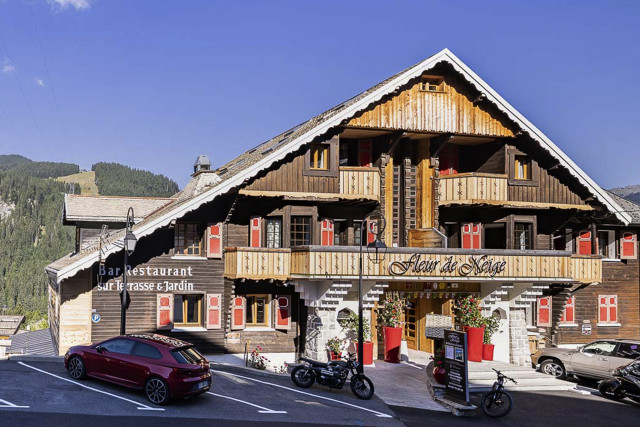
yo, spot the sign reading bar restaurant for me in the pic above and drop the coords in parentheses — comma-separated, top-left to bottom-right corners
(444, 329, 470, 405)
(96, 264, 195, 292)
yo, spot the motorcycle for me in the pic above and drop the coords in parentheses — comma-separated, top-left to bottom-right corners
(598, 357, 640, 403)
(290, 352, 375, 400)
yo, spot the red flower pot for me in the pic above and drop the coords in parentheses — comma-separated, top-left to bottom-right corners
(356, 341, 374, 365)
(329, 351, 341, 361)
(465, 326, 485, 362)
(432, 366, 446, 385)
(482, 343, 495, 361)
(383, 326, 402, 363)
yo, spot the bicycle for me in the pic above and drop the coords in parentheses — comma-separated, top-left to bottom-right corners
(480, 368, 517, 418)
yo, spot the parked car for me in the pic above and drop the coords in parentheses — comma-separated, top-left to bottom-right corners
(531, 339, 640, 380)
(64, 334, 211, 405)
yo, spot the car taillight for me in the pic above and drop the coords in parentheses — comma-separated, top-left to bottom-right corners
(173, 368, 196, 376)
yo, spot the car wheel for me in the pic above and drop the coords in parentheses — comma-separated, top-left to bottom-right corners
(145, 377, 170, 405)
(67, 356, 86, 380)
(540, 359, 566, 379)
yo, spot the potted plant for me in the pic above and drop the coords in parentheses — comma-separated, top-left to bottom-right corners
(326, 337, 344, 361)
(375, 292, 404, 363)
(430, 347, 446, 385)
(482, 314, 501, 361)
(452, 295, 484, 362)
(339, 313, 373, 365)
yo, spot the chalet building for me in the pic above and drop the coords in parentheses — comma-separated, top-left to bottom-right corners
(47, 49, 639, 365)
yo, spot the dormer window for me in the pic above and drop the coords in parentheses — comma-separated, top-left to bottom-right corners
(310, 144, 329, 170)
(514, 155, 532, 180)
(419, 76, 445, 92)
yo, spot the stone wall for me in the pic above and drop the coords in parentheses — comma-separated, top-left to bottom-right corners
(509, 308, 529, 366)
(304, 307, 336, 362)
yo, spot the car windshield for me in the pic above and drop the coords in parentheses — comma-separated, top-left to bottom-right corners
(171, 346, 205, 365)
(582, 342, 616, 356)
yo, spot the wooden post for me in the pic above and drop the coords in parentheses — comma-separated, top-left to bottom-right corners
(415, 139, 433, 229)
(384, 157, 394, 246)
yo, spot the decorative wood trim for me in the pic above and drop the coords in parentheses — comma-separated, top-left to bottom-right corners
(302, 136, 339, 178)
(438, 199, 594, 211)
(238, 189, 378, 201)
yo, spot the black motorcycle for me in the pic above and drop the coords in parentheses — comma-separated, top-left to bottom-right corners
(290, 352, 375, 400)
(598, 357, 640, 403)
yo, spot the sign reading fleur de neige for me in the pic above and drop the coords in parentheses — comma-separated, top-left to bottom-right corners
(97, 265, 194, 292)
(389, 254, 507, 277)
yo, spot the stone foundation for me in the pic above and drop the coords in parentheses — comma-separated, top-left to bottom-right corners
(509, 308, 529, 366)
(304, 307, 336, 362)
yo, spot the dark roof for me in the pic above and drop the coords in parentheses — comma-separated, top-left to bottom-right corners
(7, 328, 56, 355)
(0, 315, 24, 336)
(126, 334, 192, 349)
(64, 194, 174, 224)
(606, 191, 640, 225)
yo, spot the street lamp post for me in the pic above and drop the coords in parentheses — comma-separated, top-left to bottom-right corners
(120, 207, 137, 335)
(357, 211, 387, 374)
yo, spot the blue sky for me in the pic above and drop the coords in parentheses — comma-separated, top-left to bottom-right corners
(0, 0, 639, 189)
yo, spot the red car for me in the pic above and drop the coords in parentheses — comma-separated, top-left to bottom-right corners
(64, 334, 211, 405)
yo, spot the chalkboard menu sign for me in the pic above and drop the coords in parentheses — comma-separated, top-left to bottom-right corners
(444, 329, 469, 405)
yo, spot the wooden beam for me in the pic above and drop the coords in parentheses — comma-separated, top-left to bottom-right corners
(238, 189, 378, 201)
(415, 139, 433, 228)
(438, 200, 596, 211)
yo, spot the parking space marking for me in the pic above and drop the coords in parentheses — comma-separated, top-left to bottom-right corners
(211, 370, 392, 418)
(206, 391, 287, 414)
(0, 398, 29, 409)
(17, 362, 164, 411)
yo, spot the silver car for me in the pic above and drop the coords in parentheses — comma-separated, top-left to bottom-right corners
(532, 339, 640, 380)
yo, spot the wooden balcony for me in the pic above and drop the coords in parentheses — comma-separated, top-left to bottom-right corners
(438, 173, 508, 205)
(339, 167, 380, 200)
(224, 246, 602, 284)
(224, 247, 291, 280)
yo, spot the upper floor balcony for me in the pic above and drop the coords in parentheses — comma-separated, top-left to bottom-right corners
(223, 246, 602, 284)
(338, 166, 380, 200)
(438, 173, 508, 205)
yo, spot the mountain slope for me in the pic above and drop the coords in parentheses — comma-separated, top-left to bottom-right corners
(609, 184, 640, 204)
(93, 162, 179, 197)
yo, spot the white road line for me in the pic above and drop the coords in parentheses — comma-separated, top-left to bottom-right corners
(17, 362, 164, 411)
(206, 391, 287, 414)
(211, 369, 392, 418)
(0, 398, 30, 409)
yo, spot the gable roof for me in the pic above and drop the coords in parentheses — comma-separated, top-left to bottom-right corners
(63, 194, 174, 224)
(46, 48, 631, 284)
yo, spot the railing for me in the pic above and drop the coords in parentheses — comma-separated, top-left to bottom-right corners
(224, 247, 291, 280)
(438, 173, 508, 205)
(224, 246, 602, 284)
(339, 167, 380, 200)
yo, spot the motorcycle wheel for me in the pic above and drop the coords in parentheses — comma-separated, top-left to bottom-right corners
(598, 380, 625, 401)
(480, 390, 513, 418)
(291, 366, 315, 388)
(350, 374, 375, 400)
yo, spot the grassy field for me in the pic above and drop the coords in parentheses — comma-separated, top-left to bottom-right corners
(56, 171, 99, 195)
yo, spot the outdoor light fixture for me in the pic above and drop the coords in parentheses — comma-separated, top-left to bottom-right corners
(358, 211, 387, 373)
(120, 207, 135, 335)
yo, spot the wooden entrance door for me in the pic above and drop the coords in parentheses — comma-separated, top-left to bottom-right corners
(404, 298, 418, 350)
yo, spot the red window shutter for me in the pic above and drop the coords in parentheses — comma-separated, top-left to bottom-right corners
(461, 223, 481, 249)
(537, 297, 551, 327)
(621, 232, 637, 259)
(366, 219, 377, 244)
(207, 223, 223, 258)
(231, 296, 246, 330)
(249, 217, 262, 248)
(561, 296, 575, 323)
(609, 296, 617, 323)
(321, 219, 335, 246)
(157, 294, 173, 330)
(206, 293, 222, 329)
(599, 296, 608, 323)
(274, 295, 291, 331)
(358, 139, 372, 167)
(577, 231, 592, 255)
(439, 145, 458, 176)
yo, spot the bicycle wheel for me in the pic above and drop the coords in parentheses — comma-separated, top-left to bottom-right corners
(480, 390, 513, 418)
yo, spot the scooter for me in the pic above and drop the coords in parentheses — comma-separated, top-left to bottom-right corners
(290, 352, 375, 400)
(598, 357, 640, 403)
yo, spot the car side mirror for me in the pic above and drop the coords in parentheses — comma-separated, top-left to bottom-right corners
(96, 345, 105, 354)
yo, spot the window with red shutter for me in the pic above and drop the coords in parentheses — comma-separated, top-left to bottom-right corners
(358, 140, 372, 167)
(598, 295, 618, 324)
(560, 296, 575, 324)
(621, 232, 637, 260)
(231, 296, 246, 330)
(321, 219, 335, 246)
(207, 223, 223, 259)
(206, 293, 222, 329)
(156, 294, 174, 330)
(537, 297, 551, 327)
(249, 217, 262, 248)
(439, 145, 458, 176)
(273, 295, 291, 331)
(366, 219, 378, 245)
(461, 222, 481, 249)
(577, 231, 592, 255)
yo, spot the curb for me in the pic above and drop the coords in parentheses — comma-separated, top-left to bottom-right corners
(8, 354, 64, 362)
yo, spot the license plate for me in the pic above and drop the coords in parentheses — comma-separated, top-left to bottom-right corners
(198, 380, 209, 389)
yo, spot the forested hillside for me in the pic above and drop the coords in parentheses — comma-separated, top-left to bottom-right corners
(93, 162, 178, 197)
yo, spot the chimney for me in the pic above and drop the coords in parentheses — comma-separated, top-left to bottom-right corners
(193, 154, 211, 175)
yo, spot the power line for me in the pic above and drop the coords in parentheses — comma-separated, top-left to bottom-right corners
(0, 34, 46, 143)
(0, 99, 24, 146)
(28, 1, 69, 144)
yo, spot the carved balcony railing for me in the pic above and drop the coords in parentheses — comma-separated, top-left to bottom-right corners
(438, 173, 508, 205)
(339, 167, 380, 200)
(224, 247, 291, 281)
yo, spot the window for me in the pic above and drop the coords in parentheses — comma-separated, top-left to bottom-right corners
(175, 223, 202, 256)
(559, 296, 575, 324)
(100, 339, 135, 355)
(174, 294, 203, 327)
(598, 295, 618, 325)
(354, 221, 363, 246)
(461, 222, 481, 249)
(172, 346, 206, 364)
(598, 230, 616, 258)
(132, 342, 163, 359)
(536, 297, 551, 327)
(334, 220, 348, 246)
(616, 343, 640, 360)
(246, 294, 269, 326)
(514, 155, 531, 180)
(310, 144, 329, 170)
(266, 217, 282, 248)
(582, 341, 617, 356)
(514, 223, 533, 250)
(291, 216, 311, 246)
